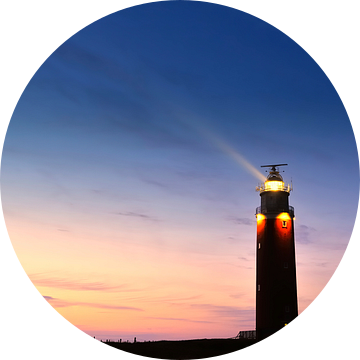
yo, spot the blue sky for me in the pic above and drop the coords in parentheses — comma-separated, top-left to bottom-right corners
(1, 1, 358, 341)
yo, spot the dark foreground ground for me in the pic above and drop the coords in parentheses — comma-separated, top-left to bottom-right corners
(105, 338, 257, 359)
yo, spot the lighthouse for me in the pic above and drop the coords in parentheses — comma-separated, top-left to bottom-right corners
(255, 164, 298, 340)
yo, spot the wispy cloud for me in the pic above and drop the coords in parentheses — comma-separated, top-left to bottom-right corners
(43, 295, 143, 311)
(315, 262, 328, 267)
(115, 211, 159, 222)
(229, 293, 245, 300)
(238, 256, 251, 262)
(296, 224, 316, 244)
(190, 304, 254, 320)
(140, 177, 170, 190)
(226, 216, 255, 226)
(31, 274, 131, 292)
(49, 42, 208, 153)
(145, 317, 214, 324)
(120, 294, 202, 304)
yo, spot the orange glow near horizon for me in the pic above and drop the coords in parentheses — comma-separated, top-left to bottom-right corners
(6, 214, 256, 341)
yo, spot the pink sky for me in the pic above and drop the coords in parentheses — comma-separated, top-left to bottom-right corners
(4, 193, 348, 341)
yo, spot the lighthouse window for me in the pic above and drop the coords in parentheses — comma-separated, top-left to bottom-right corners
(282, 221, 287, 228)
(258, 285, 260, 291)
(258, 243, 261, 249)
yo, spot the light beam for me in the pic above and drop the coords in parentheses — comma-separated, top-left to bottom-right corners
(175, 107, 266, 182)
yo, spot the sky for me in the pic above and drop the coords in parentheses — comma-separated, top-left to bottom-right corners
(1, 1, 359, 342)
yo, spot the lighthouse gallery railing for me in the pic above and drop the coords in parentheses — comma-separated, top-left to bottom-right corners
(256, 205, 294, 216)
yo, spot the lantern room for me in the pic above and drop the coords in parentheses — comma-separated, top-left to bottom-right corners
(256, 164, 293, 216)
(256, 165, 291, 193)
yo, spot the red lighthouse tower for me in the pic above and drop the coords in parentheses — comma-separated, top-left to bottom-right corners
(255, 164, 298, 340)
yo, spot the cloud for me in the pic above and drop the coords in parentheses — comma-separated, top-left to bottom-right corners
(296, 224, 316, 244)
(238, 256, 250, 262)
(229, 293, 245, 299)
(145, 317, 214, 324)
(31, 274, 131, 292)
(53, 42, 149, 104)
(226, 216, 255, 226)
(55, 42, 107, 73)
(115, 211, 159, 222)
(190, 304, 254, 320)
(140, 178, 170, 190)
(47, 43, 205, 150)
(316, 262, 328, 267)
(123, 294, 202, 304)
(43, 295, 143, 311)
(145, 53, 205, 92)
(235, 256, 254, 269)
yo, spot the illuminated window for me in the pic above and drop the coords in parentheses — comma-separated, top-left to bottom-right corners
(258, 285, 260, 291)
(264, 180, 284, 192)
(258, 243, 261, 249)
(282, 220, 287, 228)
